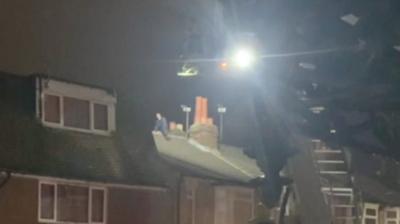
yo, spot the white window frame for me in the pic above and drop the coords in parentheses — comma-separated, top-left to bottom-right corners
(41, 93, 114, 135)
(38, 181, 107, 224)
(90, 186, 108, 224)
(363, 203, 379, 224)
(38, 181, 57, 223)
(91, 101, 112, 133)
(384, 207, 400, 224)
(41, 93, 63, 127)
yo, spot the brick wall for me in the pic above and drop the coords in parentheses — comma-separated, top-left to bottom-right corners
(0, 176, 174, 224)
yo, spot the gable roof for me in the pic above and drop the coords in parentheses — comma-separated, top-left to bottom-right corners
(351, 149, 400, 206)
(353, 174, 400, 206)
(153, 132, 264, 183)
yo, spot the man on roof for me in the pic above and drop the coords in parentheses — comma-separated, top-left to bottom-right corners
(153, 113, 169, 140)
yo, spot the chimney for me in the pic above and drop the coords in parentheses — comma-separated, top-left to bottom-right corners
(201, 97, 208, 124)
(194, 96, 202, 124)
(169, 122, 177, 130)
(189, 96, 218, 149)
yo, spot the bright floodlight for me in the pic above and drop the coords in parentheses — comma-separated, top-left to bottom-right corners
(232, 47, 256, 69)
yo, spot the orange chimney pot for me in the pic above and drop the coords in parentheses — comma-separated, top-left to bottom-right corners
(202, 97, 208, 122)
(194, 96, 202, 124)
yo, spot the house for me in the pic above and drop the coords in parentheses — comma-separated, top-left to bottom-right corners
(153, 96, 269, 224)
(281, 138, 400, 224)
(0, 72, 175, 224)
(351, 150, 400, 224)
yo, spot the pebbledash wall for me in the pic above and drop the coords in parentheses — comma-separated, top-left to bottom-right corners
(0, 174, 174, 224)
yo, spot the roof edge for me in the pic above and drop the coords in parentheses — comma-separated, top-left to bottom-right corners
(11, 172, 167, 192)
(31, 73, 116, 96)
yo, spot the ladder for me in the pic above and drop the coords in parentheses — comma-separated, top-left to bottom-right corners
(311, 140, 358, 224)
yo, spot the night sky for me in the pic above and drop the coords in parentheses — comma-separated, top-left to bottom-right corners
(0, 0, 257, 149)
(1, 0, 400, 157)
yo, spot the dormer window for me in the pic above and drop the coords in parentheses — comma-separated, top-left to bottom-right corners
(44, 94, 61, 123)
(94, 103, 108, 131)
(63, 96, 90, 129)
(38, 77, 116, 135)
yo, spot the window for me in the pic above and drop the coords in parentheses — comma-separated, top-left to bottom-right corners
(39, 182, 106, 224)
(366, 208, 377, 216)
(63, 97, 90, 129)
(42, 95, 114, 134)
(39, 79, 116, 134)
(57, 185, 89, 222)
(91, 189, 106, 223)
(385, 208, 400, 224)
(365, 218, 378, 224)
(387, 211, 397, 218)
(40, 183, 56, 221)
(44, 95, 60, 123)
(94, 104, 108, 131)
(363, 203, 379, 224)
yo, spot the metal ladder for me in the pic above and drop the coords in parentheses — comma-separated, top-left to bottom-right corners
(311, 140, 357, 224)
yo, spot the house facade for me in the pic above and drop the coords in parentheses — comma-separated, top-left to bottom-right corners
(153, 96, 270, 224)
(0, 174, 171, 224)
(0, 72, 175, 224)
(179, 176, 259, 224)
(0, 72, 271, 224)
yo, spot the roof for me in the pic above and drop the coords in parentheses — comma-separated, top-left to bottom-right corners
(0, 71, 168, 187)
(353, 174, 400, 206)
(0, 104, 168, 187)
(351, 149, 400, 206)
(153, 132, 264, 183)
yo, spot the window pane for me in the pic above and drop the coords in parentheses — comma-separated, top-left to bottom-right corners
(366, 208, 377, 216)
(63, 97, 90, 129)
(44, 95, 60, 123)
(57, 185, 89, 222)
(40, 184, 55, 219)
(94, 104, 108, 131)
(387, 221, 397, 224)
(387, 211, 397, 218)
(91, 189, 105, 223)
(365, 218, 377, 224)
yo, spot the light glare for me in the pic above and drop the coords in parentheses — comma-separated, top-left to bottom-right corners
(232, 48, 256, 69)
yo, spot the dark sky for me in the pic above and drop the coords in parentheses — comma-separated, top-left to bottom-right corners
(0, 0, 257, 148)
(2, 0, 400, 155)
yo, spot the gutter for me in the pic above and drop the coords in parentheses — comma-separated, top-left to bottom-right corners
(187, 137, 261, 179)
(12, 173, 167, 192)
(155, 133, 263, 181)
